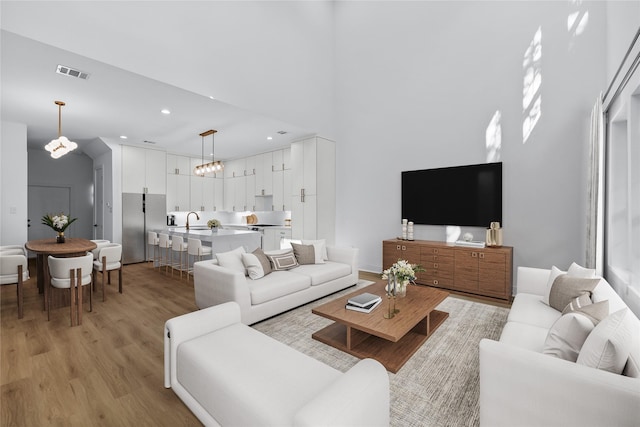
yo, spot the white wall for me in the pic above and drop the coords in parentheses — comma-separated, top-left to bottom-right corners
(0, 121, 28, 245)
(606, 1, 640, 85)
(333, 1, 608, 281)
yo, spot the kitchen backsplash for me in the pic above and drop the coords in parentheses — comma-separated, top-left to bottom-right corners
(167, 210, 291, 227)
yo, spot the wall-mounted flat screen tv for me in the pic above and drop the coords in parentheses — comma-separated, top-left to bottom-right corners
(401, 162, 502, 227)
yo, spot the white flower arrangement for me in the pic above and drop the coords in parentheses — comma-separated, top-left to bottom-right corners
(382, 259, 425, 287)
(41, 213, 77, 232)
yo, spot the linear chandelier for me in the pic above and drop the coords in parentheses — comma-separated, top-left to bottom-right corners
(194, 129, 224, 175)
(44, 101, 78, 159)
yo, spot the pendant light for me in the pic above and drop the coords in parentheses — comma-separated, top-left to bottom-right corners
(44, 101, 78, 159)
(193, 129, 224, 176)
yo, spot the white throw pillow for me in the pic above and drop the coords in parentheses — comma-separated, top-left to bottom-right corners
(242, 250, 272, 280)
(215, 246, 247, 275)
(576, 308, 634, 374)
(543, 312, 595, 362)
(567, 262, 596, 278)
(302, 239, 328, 261)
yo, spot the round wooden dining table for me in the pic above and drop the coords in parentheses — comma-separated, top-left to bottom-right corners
(25, 238, 97, 309)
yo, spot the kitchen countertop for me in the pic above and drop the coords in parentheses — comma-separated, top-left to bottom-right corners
(154, 227, 262, 253)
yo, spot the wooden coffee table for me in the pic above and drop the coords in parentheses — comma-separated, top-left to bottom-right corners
(312, 281, 449, 373)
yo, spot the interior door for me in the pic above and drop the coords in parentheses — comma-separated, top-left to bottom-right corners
(94, 166, 104, 239)
(28, 185, 71, 243)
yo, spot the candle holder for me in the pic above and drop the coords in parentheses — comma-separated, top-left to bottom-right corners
(384, 274, 400, 318)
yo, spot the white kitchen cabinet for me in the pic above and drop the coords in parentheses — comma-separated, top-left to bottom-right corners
(245, 173, 256, 211)
(224, 176, 248, 212)
(272, 148, 292, 211)
(167, 154, 191, 175)
(255, 152, 273, 196)
(122, 145, 166, 194)
(262, 227, 292, 251)
(290, 137, 335, 244)
(166, 154, 193, 211)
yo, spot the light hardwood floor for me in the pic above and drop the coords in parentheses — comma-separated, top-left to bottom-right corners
(1, 261, 202, 427)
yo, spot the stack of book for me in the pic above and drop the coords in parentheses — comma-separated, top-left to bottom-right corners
(345, 292, 382, 313)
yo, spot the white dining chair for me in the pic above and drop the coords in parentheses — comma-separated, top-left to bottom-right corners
(48, 253, 93, 326)
(92, 243, 123, 301)
(0, 252, 29, 319)
(171, 235, 189, 278)
(90, 240, 111, 260)
(147, 231, 160, 268)
(158, 233, 172, 273)
(187, 238, 213, 281)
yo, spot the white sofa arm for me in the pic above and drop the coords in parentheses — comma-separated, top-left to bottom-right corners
(164, 302, 241, 389)
(479, 338, 640, 427)
(327, 246, 358, 270)
(193, 260, 252, 312)
(293, 358, 389, 427)
(515, 266, 551, 296)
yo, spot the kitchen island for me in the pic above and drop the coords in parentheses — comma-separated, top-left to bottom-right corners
(154, 227, 261, 257)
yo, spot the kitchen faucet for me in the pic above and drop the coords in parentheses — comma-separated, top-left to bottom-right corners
(186, 211, 200, 230)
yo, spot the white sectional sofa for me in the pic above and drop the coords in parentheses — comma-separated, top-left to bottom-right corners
(194, 245, 358, 325)
(164, 301, 390, 426)
(480, 266, 640, 427)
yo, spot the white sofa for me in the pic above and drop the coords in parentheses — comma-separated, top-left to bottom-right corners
(194, 246, 358, 325)
(480, 266, 640, 427)
(164, 302, 390, 427)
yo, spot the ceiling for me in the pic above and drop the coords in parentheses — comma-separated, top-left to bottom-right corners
(0, 30, 314, 160)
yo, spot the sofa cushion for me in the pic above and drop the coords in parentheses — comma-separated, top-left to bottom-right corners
(577, 308, 635, 375)
(289, 261, 352, 286)
(242, 248, 272, 280)
(499, 321, 549, 352)
(216, 246, 246, 275)
(177, 322, 341, 426)
(592, 278, 627, 313)
(548, 275, 600, 312)
(567, 262, 596, 278)
(291, 243, 316, 265)
(268, 250, 299, 271)
(247, 271, 310, 305)
(507, 293, 562, 329)
(543, 312, 595, 362)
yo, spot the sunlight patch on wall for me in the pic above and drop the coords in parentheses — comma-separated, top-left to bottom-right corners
(568, 0, 589, 50)
(486, 110, 502, 162)
(523, 26, 542, 144)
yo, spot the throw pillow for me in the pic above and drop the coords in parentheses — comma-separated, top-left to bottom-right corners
(576, 308, 634, 374)
(215, 246, 247, 275)
(543, 266, 565, 306)
(291, 243, 316, 265)
(543, 312, 596, 362)
(567, 262, 596, 278)
(562, 298, 609, 325)
(548, 275, 601, 312)
(241, 248, 272, 280)
(302, 239, 328, 261)
(267, 250, 299, 271)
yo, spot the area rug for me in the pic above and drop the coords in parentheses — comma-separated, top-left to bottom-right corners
(253, 282, 510, 427)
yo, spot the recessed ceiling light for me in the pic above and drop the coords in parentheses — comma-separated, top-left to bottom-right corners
(209, 96, 215, 100)
(120, 135, 128, 139)
(161, 109, 171, 115)
(267, 136, 273, 140)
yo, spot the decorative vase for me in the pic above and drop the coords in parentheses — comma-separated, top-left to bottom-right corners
(397, 280, 409, 298)
(56, 232, 65, 243)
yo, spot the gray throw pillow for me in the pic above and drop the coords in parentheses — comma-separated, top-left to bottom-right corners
(291, 242, 316, 265)
(562, 297, 609, 325)
(548, 275, 600, 312)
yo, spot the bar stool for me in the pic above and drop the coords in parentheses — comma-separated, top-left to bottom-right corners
(147, 231, 160, 268)
(186, 238, 213, 281)
(158, 233, 172, 273)
(171, 236, 189, 278)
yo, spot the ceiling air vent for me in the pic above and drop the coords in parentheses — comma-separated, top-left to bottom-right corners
(143, 140, 157, 145)
(277, 130, 287, 135)
(56, 64, 90, 80)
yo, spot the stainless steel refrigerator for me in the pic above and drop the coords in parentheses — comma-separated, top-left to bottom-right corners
(122, 193, 166, 264)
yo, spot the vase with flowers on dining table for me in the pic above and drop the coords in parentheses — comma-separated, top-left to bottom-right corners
(41, 213, 77, 243)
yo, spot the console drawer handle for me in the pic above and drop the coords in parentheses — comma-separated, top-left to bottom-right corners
(433, 279, 439, 285)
